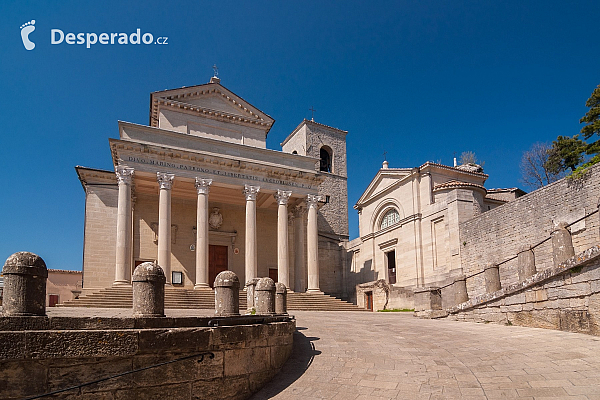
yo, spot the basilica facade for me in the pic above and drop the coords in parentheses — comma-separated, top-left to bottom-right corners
(76, 76, 348, 296)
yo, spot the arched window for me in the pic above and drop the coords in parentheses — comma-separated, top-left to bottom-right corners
(380, 208, 400, 229)
(320, 146, 332, 173)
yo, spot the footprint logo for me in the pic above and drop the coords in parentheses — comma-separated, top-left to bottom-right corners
(20, 20, 36, 50)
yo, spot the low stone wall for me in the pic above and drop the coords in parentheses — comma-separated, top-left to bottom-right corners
(445, 246, 600, 336)
(459, 164, 600, 299)
(356, 280, 414, 311)
(0, 315, 294, 399)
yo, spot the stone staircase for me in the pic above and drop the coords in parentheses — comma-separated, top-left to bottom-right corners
(58, 287, 365, 311)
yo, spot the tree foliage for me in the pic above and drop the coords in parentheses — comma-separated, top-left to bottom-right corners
(580, 84, 600, 140)
(545, 135, 587, 174)
(520, 142, 564, 189)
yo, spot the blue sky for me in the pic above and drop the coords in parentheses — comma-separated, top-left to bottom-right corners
(1, 1, 599, 271)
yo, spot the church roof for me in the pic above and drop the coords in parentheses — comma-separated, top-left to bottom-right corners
(432, 180, 487, 193)
(281, 119, 347, 147)
(149, 80, 275, 135)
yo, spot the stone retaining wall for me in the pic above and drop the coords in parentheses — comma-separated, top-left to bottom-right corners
(0, 316, 294, 399)
(445, 246, 600, 336)
(459, 164, 600, 298)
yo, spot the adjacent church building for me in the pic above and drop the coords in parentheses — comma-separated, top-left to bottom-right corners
(76, 76, 348, 296)
(345, 161, 524, 307)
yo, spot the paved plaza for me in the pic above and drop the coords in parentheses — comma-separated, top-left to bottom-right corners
(252, 311, 600, 400)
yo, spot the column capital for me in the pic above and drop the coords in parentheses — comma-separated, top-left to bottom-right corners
(195, 178, 213, 195)
(157, 172, 175, 190)
(306, 194, 323, 209)
(243, 185, 260, 201)
(115, 166, 134, 185)
(274, 190, 292, 205)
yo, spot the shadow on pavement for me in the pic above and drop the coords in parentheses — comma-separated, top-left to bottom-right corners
(249, 327, 321, 399)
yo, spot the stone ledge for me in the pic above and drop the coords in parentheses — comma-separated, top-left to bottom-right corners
(449, 246, 600, 314)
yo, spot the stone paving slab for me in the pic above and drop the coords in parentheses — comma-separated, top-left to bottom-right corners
(251, 311, 600, 399)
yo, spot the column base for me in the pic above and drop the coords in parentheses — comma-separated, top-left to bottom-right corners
(194, 284, 212, 290)
(112, 281, 132, 287)
(306, 289, 323, 294)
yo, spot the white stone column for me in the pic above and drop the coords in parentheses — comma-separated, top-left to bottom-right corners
(293, 205, 307, 293)
(274, 190, 292, 288)
(244, 185, 260, 285)
(306, 194, 322, 293)
(114, 166, 134, 286)
(194, 178, 212, 289)
(157, 172, 175, 284)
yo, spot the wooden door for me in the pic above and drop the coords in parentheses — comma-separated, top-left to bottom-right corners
(366, 292, 373, 311)
(269, 268, 278, 282)
(49, 294, 59, 307)
(209, 245, 228, 288)
(387, 250, 396, 285)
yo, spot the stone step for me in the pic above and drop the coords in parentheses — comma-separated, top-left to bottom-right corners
(60, 287, 365, 311)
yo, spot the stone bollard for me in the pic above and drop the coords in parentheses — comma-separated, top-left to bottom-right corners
(552, 222, 575, 267)
(453, 275, 469, 305)
(484, 264, 501, 293)
(517, 245, 536, 281)
(2, 252, 48, 316)
(214, 271, 240, 316)
(255, 277, 276, 315)
(245, 278, 259, 314)
(275, 282, 288, 315)
(132, 262, 166, 317)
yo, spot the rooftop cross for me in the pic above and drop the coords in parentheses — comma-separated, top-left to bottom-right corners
(212, 64, 219, 78)
(309, 106, 316, 121)
(383, 150, 388, 161)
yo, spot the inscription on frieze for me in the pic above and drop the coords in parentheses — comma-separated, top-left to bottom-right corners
(126, 156, 314, 189)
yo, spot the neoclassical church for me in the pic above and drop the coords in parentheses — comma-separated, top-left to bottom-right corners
(76, 76, 348, 295)
(76, 75, 522, 306)
(345, 160, 523, 306)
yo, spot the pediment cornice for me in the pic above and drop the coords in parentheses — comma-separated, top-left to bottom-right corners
(150, 83, 274, 134)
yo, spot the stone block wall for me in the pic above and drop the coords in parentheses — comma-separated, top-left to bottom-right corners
(0, 317, 294, 399)
(447, 246, 600, 336)
(356, 280, 414, 311)
(82, 185, 118, 289)
(460, 165, 600, 298)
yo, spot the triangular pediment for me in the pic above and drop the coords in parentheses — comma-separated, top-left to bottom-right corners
(356, 168, 412, 206)
(150, 81, 274, 132)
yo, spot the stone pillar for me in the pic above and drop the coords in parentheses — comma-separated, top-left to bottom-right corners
(243, 185, 260, 283)
(214, 271, 240, 316)
(194, 178, 212, 290)
(453, 275, 469, 304)
(245, 278, 259, 314)
(484, 264, 501, 293)
(255, 277, 276, 315)
(293, 205, 307, 293)
(275, 282, 288, 315)
(114, 166, 134, 286)
(517, 245, 536, 281)
(306, 194, 322, 293)
(552, 222, 575, 267)
(157, 172, 175, 284)
(132, 262, 165, 317)
(275, 190, 292, 288)
(2, 252, 47, 316)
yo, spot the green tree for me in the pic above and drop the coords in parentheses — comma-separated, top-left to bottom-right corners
(545, 135, 586, 174)
(580, 84, 600, 140)
(581, 84, 600, 157)
(543, 84, 600, 177)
